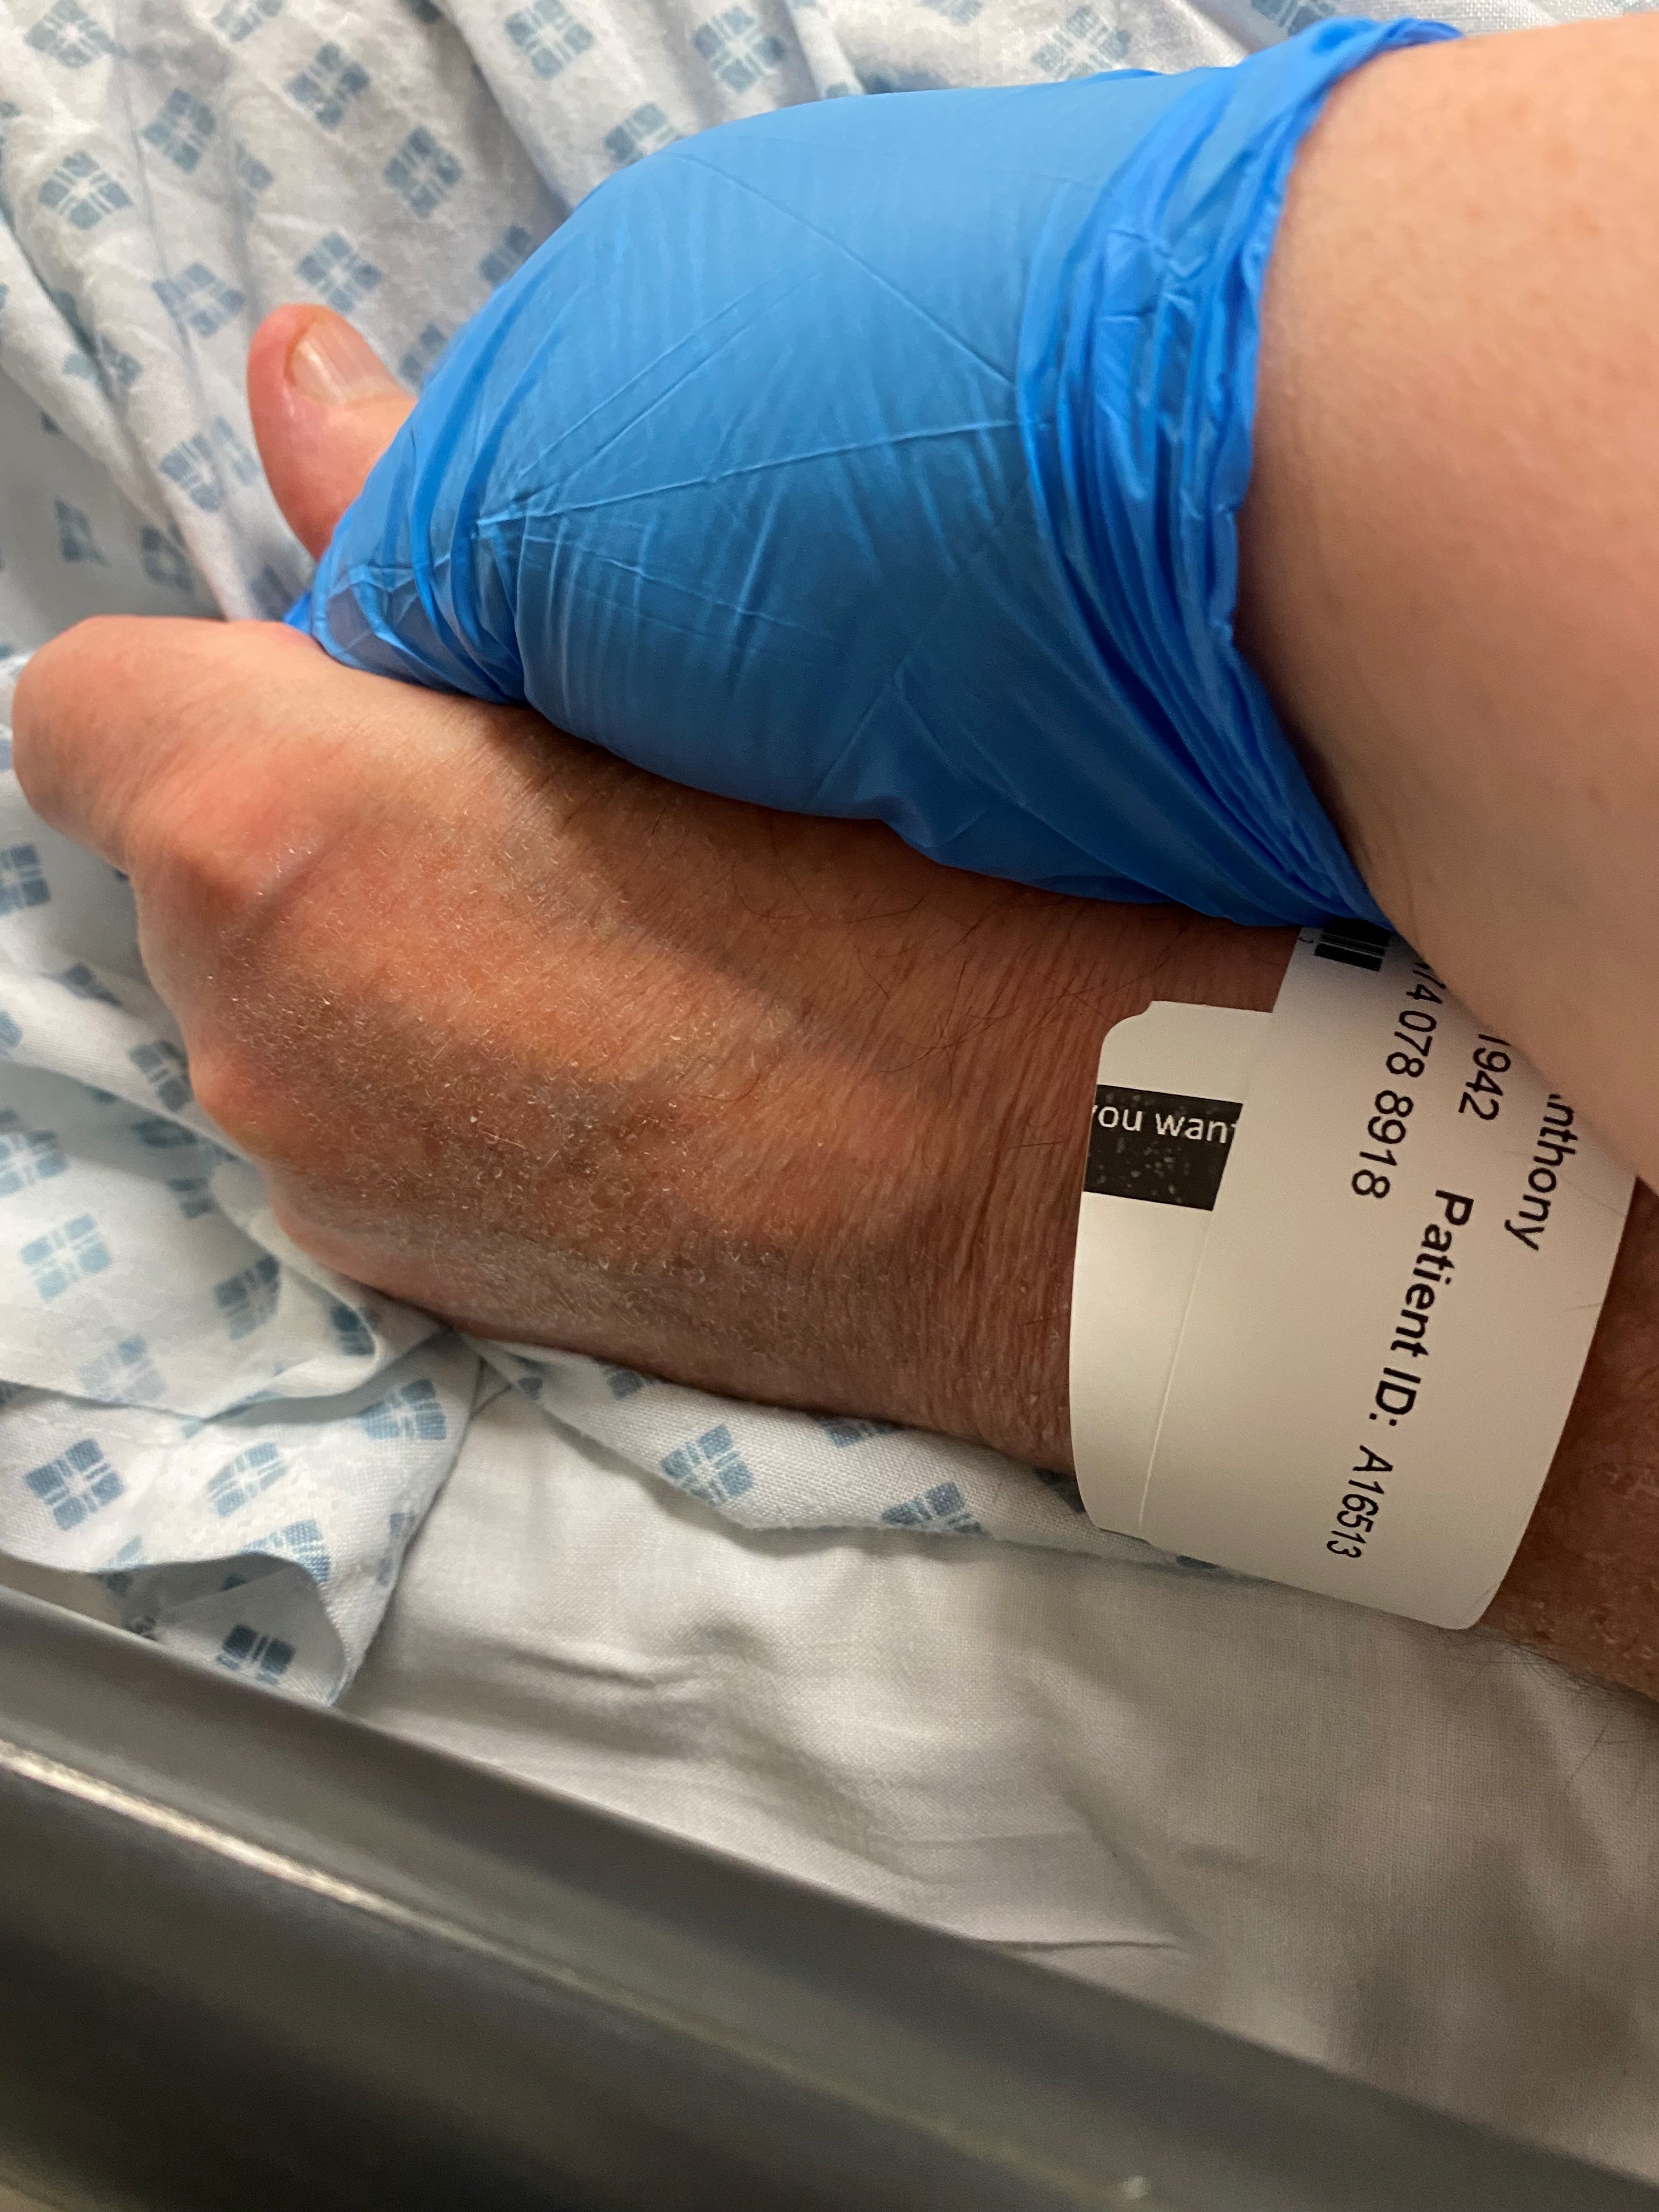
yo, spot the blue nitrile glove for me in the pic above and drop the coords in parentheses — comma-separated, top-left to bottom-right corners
(292, 19, 1454, 926)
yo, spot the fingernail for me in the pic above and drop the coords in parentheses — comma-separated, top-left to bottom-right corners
(287, 314, 399, 407)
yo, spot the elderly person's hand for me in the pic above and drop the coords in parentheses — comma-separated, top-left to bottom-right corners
(11, 596, 1282, 1468)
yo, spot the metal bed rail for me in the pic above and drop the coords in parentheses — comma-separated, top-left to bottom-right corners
(0, 1584, 1652, 2212)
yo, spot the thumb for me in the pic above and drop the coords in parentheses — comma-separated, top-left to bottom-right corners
(247, 306, 415, 561)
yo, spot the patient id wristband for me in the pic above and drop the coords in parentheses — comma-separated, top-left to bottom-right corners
(1069, 924, 1634, 1629)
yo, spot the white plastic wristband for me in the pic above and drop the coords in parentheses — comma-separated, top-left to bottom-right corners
(1069, 923, 1634, 1629)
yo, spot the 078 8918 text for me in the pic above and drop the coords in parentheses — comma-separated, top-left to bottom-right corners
(1351, 960, 1444, 1201)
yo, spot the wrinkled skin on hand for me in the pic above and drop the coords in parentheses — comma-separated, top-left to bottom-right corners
(13, 302, 1286, 1460)
(13, 612, 1271, 1460)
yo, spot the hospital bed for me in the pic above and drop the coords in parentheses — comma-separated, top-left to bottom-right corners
(7, 0, 1659, 2193)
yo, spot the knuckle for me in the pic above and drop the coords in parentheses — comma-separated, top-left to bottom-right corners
(14, 616, 284, 862)
(129, 780, 289, 927)
(188, 1040, 305, 1167)
(184, 1044, 258, 1149)
(126, 733, 331, 939)
(10, 618, 135, 815)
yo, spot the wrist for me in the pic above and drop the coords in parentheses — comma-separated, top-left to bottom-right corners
(878, 866, 1659, 1705)
(928, 883, 1659, 1701)
(905, 901, 1294, 1469)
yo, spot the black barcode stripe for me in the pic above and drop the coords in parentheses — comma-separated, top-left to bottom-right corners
(1315, 918, 1390, 973)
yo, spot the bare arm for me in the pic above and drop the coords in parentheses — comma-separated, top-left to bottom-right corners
(1239, 16, 1659, 1204)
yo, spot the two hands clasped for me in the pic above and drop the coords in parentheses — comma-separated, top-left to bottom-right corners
(18, 18, 1659, 1705)
(19, 313, 1215, 1471)
(12, 296, 1659, 1711)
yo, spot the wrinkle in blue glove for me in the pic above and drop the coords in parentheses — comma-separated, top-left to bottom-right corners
(294, 18, 1454, 927)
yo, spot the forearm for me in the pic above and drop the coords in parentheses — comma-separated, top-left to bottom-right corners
(923, 900, 1658, 1701)
(1238, 16, 1659, 1201)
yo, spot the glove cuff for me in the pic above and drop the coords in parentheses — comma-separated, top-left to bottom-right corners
(1021, 16, 1459, 927)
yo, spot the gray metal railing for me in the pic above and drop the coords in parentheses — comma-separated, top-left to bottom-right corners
(0, 1584, 1652, 2212)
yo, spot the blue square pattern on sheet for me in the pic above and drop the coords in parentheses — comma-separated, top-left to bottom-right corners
(22, 1213, 110, 1300)
(660, 1423, 755, 1506)
(26, 1437, 124, 1530)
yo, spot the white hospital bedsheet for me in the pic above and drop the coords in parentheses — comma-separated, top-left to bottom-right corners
(344, 1383, 1659, 2181)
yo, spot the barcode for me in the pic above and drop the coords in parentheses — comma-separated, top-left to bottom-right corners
(1314, 919, 1391, 973)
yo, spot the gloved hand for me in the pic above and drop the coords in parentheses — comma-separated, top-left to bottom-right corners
(290, 18, 1451, 927)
